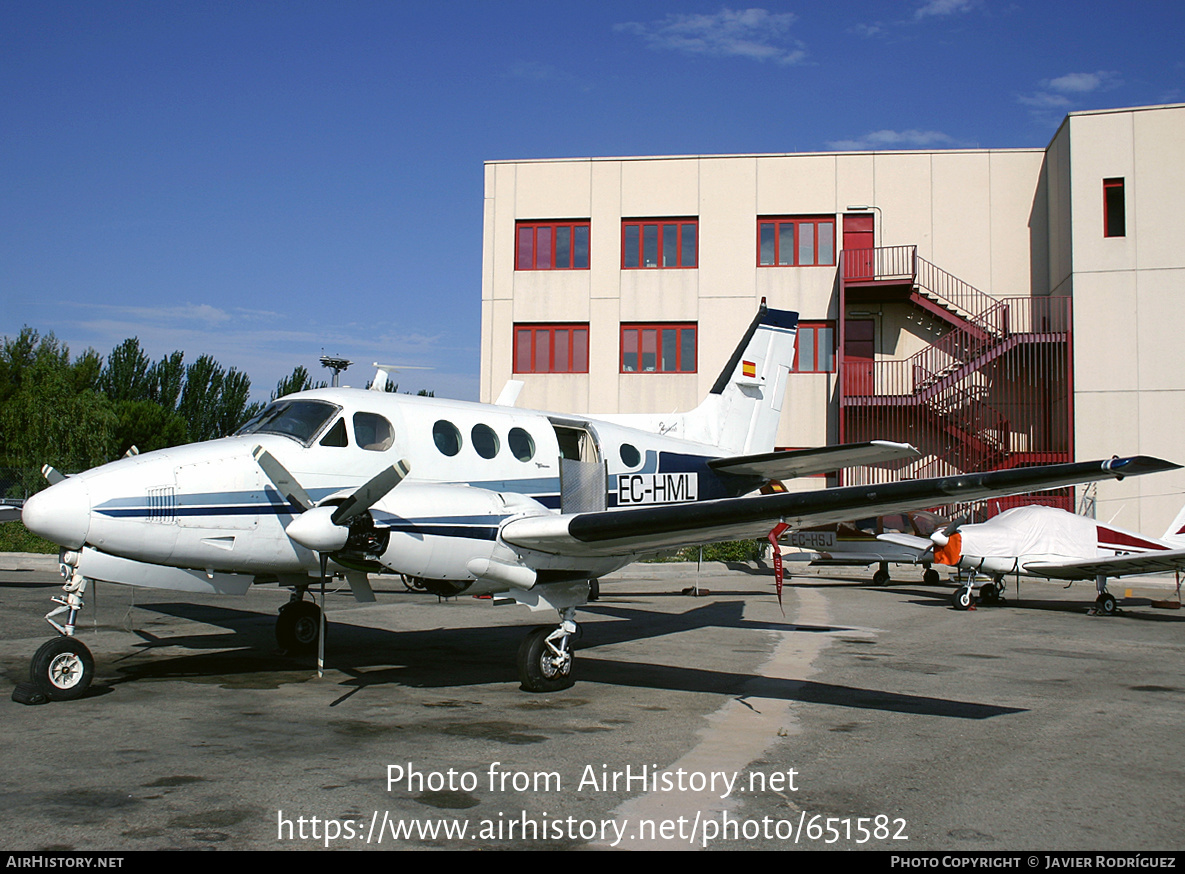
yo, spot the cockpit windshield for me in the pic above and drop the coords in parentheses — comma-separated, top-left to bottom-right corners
(236, 400, 340, 446)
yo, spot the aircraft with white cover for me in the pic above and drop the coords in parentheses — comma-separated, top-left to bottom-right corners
(876, 503, 1185, 612)
(17, 303, 1178, 701)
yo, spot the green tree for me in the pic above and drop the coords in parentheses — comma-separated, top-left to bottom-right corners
(99, 337, 152, 402)
(148, 350, 185, 410)
(271, 365, 327, 400)
(0, 330, 117, 496)
(176, 355, 260, 442)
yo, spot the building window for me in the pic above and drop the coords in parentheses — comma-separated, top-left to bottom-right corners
(621, 324, 697, 373)
(1104, 179, 1126, 238)
(758, 217, 835, 266)
(516, 221, 590, 270)
(622, 219, 697, 268)
(514, 324, 589, 373)
(794, 322, 835, 373)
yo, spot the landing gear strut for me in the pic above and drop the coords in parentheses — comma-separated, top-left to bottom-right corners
(22, 566, 96, 702)
(517, 607, 577, 693)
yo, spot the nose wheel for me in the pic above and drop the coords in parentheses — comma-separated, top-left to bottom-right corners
(29, 637, 95, 701)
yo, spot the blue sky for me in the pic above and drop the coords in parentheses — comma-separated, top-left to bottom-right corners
(4, 1, 1183, 401)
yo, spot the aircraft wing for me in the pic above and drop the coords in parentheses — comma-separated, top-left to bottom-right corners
(1022, 548, 1185, 581)
(0, 501, 22, 523)
(708, 440, 919, 480)
(502, 456, 1178, 558)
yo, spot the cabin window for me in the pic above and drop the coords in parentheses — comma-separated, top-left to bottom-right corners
(236, 400, 339, 446)
(433, 420, 463, 457)
(354, 413, 394, 451)
(619, 443, 641, 467)
(472, 424, 500, 459)
(508, 427, 535, 462)
(319, 418, 349, 447)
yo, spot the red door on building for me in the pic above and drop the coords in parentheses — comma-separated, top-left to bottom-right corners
(843, 213, 875, 281)
(844, 318, 875, 396)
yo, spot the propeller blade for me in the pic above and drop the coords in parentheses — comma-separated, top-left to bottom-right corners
(330, 459, 411, 526)
(253, 446, 314, 512)
(931, 514, 969, 548)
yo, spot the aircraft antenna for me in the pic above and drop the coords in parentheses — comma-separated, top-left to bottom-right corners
(319, 355, 354, 388)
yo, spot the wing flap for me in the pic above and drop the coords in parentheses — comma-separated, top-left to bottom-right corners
(708, 441, 919, 480)
(502, 456, 1178, 558)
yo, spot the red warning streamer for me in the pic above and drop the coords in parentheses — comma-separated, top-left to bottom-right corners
(768, 522, 790, 614)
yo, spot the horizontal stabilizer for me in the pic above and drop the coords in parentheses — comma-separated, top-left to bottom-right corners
(709, 441, 919, 480)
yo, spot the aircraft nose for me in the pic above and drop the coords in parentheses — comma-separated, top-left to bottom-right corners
(22, 476, 91, 549)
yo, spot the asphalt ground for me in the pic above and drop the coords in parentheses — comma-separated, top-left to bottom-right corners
(1, 553, 1183, 853)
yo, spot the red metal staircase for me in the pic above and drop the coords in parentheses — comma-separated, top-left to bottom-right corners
(838, 247, 1073, 514)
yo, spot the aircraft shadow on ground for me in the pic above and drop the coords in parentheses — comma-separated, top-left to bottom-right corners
(103, 598, 1021, 719)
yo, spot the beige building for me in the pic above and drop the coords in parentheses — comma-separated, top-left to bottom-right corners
(481, 103, 1185, 534)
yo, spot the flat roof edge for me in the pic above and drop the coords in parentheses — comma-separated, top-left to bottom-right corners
(485, 148, 1046, 166)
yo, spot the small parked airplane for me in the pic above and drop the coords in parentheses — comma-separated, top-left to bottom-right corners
(876, 503, 1185, 612)
(778, 511, 949, 586)
(17, 303, 1178, 701)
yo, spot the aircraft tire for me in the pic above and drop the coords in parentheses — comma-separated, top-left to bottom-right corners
(1097, 593, 1118, 616)
(30, 637, 94, 701)
(276, 601, 323, 654)
(517, 627, 574, 693)
(872, 568, 891, 586)
(951, 588, 974, 611)
(979, 582, 999, 605)
(923, 568, 940, 586)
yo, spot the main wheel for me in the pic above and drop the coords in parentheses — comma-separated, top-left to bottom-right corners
(923, 568, 940, 586)
(872, 567, 891, 586)
(276, 601, 324, 654)
(979, 582, 999, 605)
(517, 627, 574, 693)
(951, 588, 974, 611)
(1097, 593, 1118, 615)
(30, 637, 94, 701)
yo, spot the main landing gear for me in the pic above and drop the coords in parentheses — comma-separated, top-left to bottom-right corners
(517, 607, 578, 693)
(950, 574, 1007, 610)
(15, 566, 96, 704)
(276, 595, 324, 654)
(1089, 575, 1120, 616)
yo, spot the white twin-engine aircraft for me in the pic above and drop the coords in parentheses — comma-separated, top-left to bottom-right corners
(18, 304, 1178, 700)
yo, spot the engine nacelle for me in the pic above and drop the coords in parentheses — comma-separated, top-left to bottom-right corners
(369, 483, 545, 589)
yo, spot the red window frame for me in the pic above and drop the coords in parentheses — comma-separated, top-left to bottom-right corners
(515, 220, 591, 270)
(757, 216, 836, 267)
(1103, 179, 1126, 238)
(620, 323, 697, 373)
(621, 219, 697, 269)
(793, 321, 835, 373)
(513, 324, 589, 373)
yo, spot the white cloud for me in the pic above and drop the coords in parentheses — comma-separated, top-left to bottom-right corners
(616, 7, 807, 65)
(1018, 70, 1122, 117)
(826, 129, 964, 151)
(914, 0, 977, 18)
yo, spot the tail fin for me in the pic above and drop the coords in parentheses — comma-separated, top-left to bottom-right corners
(1162, 501, 1185, 546)
(684, 303, 799, 454)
